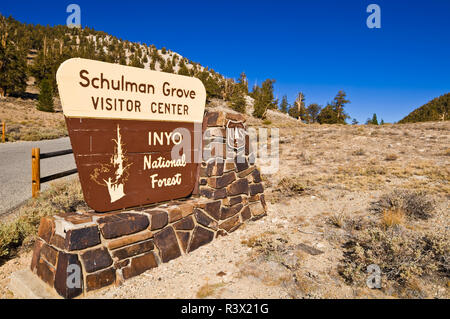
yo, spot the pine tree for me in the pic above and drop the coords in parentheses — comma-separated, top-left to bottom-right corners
(306, 103, 322, 123)
(317, 104, 338, 124)
(177, 59, 190, 76)
(262, 79, 277, 110)
(119, 55, 127, 65)
(159, 58, 166, 70)
(280, 95, 289, 113)
(0, 32, 27, 97)
(37, 78, 54, 112)
(230, 88, 246, 113)
(129, 54, 144, 68)
(237, 72, 248, 94)
(352, 118, 359, 125)
(380, 119, 384, 125)
(253, 94, 266, 119)
(289, 92, 308, 122)
(196, 71, 221, 100)
(371, 113, 378, 125)
(332, 90, 350, 123)
(161, 60, 174, 73)
(252, 79, 276, 118)
(222, 78, 235, 101)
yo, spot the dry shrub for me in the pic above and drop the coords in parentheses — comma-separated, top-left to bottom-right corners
(242, 233, 289, 261)
(291, 271, 319, 296)
(240, 233, 316, 295)
(0, 179, 87, 261)
(338, 221, 449, 289)
(270, 177, 309, 203)
(371, 189, 435, 220)
(276, 177, 307, 195)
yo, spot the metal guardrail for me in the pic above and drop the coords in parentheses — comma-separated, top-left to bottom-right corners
(31, 147, 77, 198)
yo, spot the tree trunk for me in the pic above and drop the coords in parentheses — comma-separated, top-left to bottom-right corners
(43, 36, 47, 63)
(1, 31, 7, 48)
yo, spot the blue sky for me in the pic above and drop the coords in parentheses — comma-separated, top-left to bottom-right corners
(1, 0, 449, 123)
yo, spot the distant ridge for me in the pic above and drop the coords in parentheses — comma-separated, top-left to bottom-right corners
(399, 93, 449, 123)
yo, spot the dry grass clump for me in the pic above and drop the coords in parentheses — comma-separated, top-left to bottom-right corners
(352, 148, 366, 156)
(0, 179, 87, 262)
(328, 213, 346, 228)
(371, 189, 435, 220)
(196, 282, 225, 298)
(297, 151, 314, 165)
(338, 221, 449, 293)
(337, 164, 387, 177)
(381, 209, 405, 228)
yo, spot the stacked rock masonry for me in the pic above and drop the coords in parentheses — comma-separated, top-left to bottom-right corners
(30, 110, 267, 298)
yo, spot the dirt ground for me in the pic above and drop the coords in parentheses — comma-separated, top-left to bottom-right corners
(0, 119, 448, 299)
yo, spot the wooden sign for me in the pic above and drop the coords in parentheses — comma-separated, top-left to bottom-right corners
(57, 58, 206, 212)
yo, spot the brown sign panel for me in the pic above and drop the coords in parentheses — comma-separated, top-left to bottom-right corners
(57, 58, 206, 212)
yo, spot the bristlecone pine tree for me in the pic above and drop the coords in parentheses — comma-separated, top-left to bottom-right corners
(37, 78, 54, 112)
(280, 95, 289, 113)
(177, 59, 190, 76)
(0, 16, 27, 97)
(317, 104, 337, 124)
(230, 87, 246, 113)
(317, 91, 351, 124)
(237, 72, 249, 94)
(252, 79, 276, 118)
(288, 92, 308, 122)
(306, 103, 321, 123)
(332, 90, 350, 123)
(371, 113, 379, 125)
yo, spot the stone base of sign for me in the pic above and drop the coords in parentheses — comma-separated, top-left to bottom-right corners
(30, 110, 267, 298)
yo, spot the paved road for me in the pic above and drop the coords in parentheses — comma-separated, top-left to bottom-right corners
(0, 137, 77, 216)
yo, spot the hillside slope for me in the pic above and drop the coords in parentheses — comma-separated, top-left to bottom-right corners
(399, 93, 449, 123)
(0, 14, 240, 102)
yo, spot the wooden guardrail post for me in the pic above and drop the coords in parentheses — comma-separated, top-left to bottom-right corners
(32, 147, 40, 198)
(1, 121, 5, 143)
